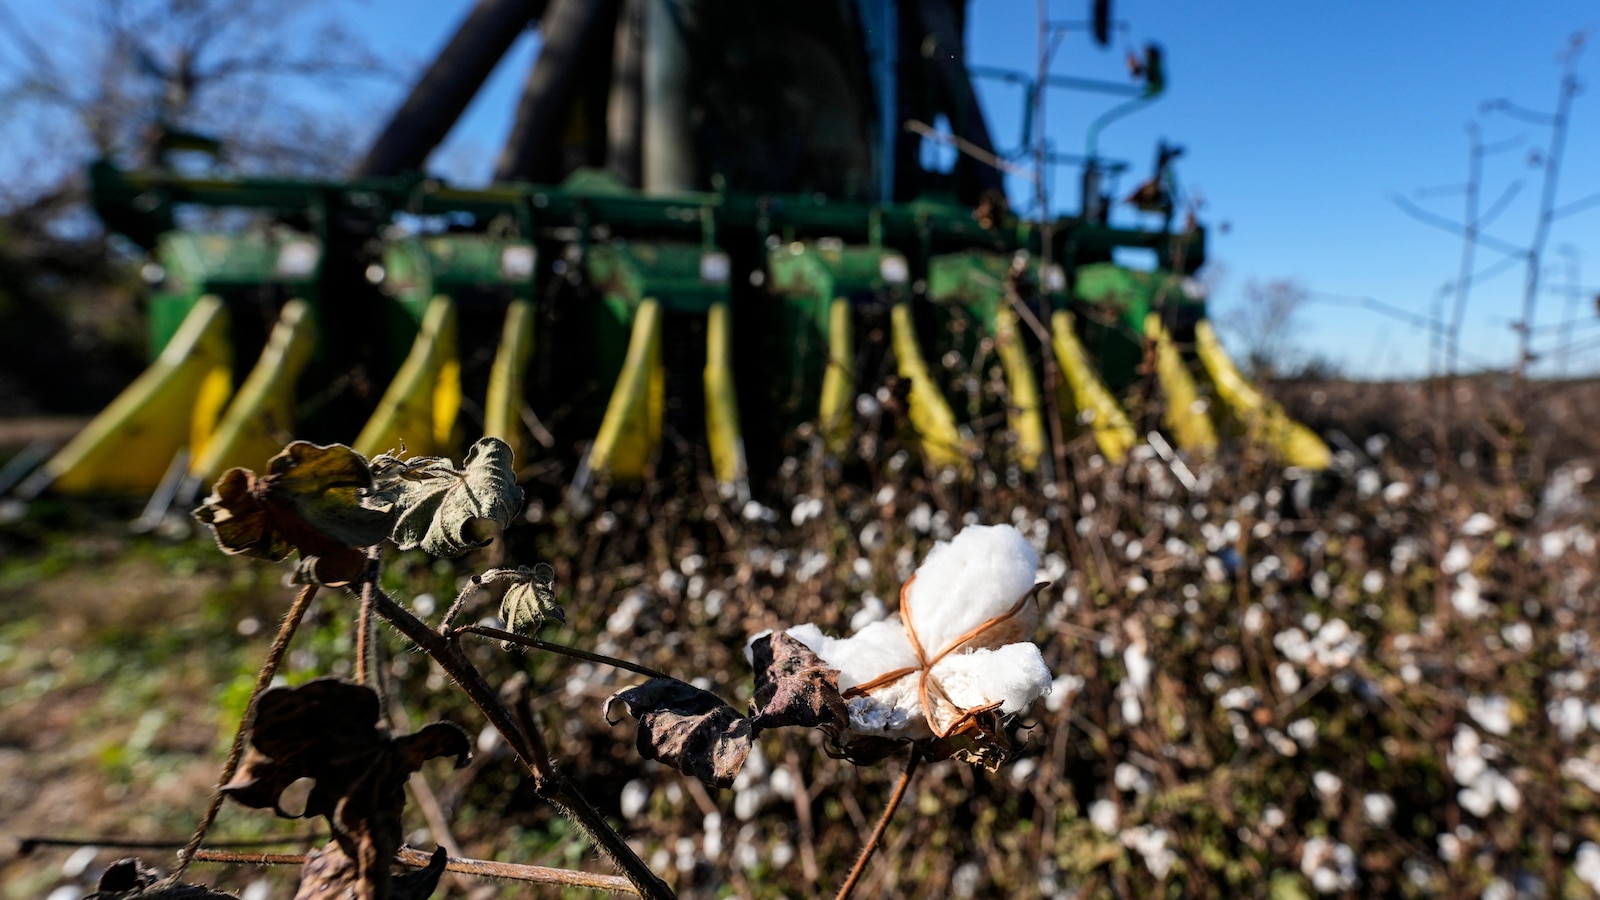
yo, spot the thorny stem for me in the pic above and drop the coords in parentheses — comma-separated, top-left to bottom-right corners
(170, 583, 320, 884)
(458, 625, 675, 680)
(19, 834, 324, 853)
(367, 582, 674, 900)
(438, 576, 484, 634)
(834, 746, 923, 900)
(356, 550, 379, 687)
(188, 847, 640, 895)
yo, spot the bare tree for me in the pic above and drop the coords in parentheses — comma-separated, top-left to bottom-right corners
(1220, 277, 1309, 380)
(0, 0, 398, 221)
(0, 0, 398, 413)
(1393, 29, 1595, 379)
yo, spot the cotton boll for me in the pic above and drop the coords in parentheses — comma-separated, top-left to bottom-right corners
(620, 779, 652, 819)
(850, 594, 888, 632)
(1441, 542, 1472, 575)
(1437, 833, 1462, 863)
(1483, 769, 1520, 812)
(1362, 569, 1384, 593)
(1045, 673, 1084, 713)
(1452, 573, 1486, 619)
(844, 677, 927, 738)
(931, 643, 1053, 716)
(1383, 480, 1411, 504)
(904, 524, 1040, 653)
(1120, 683, 1144, 725)
(1124, 642, 1152, 692)
(787, 619, 918, 691)
(1364, 792, 1395, 827)
(1459, 783, 1495, 818)
(1575, 842, 1600, 892)
(1563, 757, 1600, 792)
(1467, 695, 1513, 736)
(1449, 727, 1487, 785)
(1089, 798, 1119, 834)
(1275, 662, 1302, 695)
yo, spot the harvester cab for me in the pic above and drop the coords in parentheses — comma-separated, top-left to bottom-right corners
(17, 0, 1330, 511)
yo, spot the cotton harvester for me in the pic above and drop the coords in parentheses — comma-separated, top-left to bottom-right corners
(17, 0, 1329, 509)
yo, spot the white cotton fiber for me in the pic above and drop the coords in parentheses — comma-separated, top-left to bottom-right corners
(906, 524, 1040, 653)
(786, 619, 918, 691)
(932, 643, 1053, 715)
(778, 521, 1054, 743)
(845, 674, 928, 738)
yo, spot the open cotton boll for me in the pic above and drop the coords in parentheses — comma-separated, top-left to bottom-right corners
(786, 619, 918, 691)
(930, 643, 1052, 715)
(905, 524, 1040, 652)
(844, 673, 928, 739)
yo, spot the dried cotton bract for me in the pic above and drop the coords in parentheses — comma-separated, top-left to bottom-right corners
(786, 524, 1052, 748)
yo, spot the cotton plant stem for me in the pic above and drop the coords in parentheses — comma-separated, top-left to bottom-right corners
(188, 847, 640, 894)
(438, 577, 484, 634)
(456, 624, 675, 680)
(833, 747, 923, 900)
(368, 586, 674, 900)
(785, 748, 821, 883)
(19, 834, 324, 853)
(357, 565, 375, 687)
(171, 583, 320, 883)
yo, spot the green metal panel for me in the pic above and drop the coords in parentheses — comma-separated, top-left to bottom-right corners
(582, 240, 730, 395)
(150, 231, 321, 358)
(379, 234, 537, 358)
(1072, 262, 1206, 393)
(765, 241, 910, 422)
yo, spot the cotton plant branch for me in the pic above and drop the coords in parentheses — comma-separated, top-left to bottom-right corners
(366, 580, 675, 900)
(457, 624, 675, 681)
(170, 582, 320, 885)
(188, 847, 640, 895)
(833, 747, 924, 900)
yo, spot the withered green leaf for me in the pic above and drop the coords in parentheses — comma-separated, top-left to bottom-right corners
(192, 442, 394, 586)
(606, 678, 752, 789)
(748, 631, 849, 734)
(481, 564, 564, 635)
(382, 437, 523, 557)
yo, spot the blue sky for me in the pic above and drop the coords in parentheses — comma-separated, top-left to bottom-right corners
(359, 1, 1600, 379)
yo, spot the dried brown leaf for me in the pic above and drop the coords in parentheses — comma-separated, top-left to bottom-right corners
(748, 631, 849, 734)
(606, 678, 753, 788)
(193, 442, 393, 586)
(223, 679, 469, 820)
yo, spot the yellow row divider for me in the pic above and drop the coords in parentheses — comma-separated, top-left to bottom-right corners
(587, 298, 664, 481)
(45, 295, 233, 494)
(484, 299, 537, 464)
(890, 301, 967, 471)
(1194, 319, 1331, 470)
(703, 300, 747, 490)
(354, 296, 460, 459)
(994, 304, 1047, 472)
(818, 297, 855, 455)
(1050, 309, 1137, 463)
(1144, 313, 1218, 458)
(190, 299, 317, 482)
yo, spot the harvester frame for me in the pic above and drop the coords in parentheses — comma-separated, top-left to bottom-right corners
(16, 0, 1329, 509)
